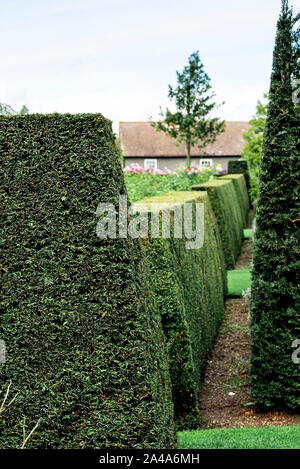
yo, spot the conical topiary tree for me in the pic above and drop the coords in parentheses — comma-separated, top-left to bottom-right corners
(250, 0, 300, 408)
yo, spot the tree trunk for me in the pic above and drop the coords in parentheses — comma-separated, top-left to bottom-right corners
(186, 141, 191, 170)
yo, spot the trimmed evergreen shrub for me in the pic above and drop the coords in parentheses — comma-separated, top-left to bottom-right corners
(250, 1, 300, 409)
(228, 160, 250, 190)
(0, 114, 176, 448)
(136, 191, 226, 429)
(219, 174, 250, 226)
(192, 179, 244, 269)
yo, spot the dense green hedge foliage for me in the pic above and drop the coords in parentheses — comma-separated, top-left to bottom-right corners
(219, 174, 250, 226)
(136, 191, 226, 429)
(192, 179, 244, 269)
(228, 160, 250, 190)
(0, 114, 176, 448)
(250, 2, 300, 409)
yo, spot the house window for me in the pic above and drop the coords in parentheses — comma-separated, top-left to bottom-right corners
(144, 159, 157, 170)
(200, 158, 213, 169)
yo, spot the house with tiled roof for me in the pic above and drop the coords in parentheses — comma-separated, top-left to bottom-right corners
(119, 121, 249, 171)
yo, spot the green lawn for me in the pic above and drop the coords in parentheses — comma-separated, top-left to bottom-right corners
(243, 228, 253, 239)
(124, 170, 212, 202)
(178, 425, 300, 449)
(227, 269, 251, 297)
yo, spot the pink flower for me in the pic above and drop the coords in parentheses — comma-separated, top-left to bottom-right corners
(123, 163, 144, 174)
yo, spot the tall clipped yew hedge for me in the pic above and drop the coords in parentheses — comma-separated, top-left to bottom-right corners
(219, 174, 250, 226)
(136, 191, 226, 429)
(0, 114, 176, 448)
(192, 179, 245, 269)
(228, 160, 250, 191)
(251, 1, 300, 408)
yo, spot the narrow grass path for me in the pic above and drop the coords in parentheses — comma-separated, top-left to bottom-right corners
(227, 269, 251, 297)
(243, 228, 253, 239)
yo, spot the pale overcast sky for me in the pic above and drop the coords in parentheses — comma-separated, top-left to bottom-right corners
(1, 0, 300, 133)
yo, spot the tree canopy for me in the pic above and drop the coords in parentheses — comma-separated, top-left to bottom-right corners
(0, 103, 29, 115)
(241, 95, 268, 201)
(152, 52, 225, 169)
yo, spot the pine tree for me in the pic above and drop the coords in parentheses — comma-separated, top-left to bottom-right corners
(152, 52, 225, 170)
(250, 0, 300, 408)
